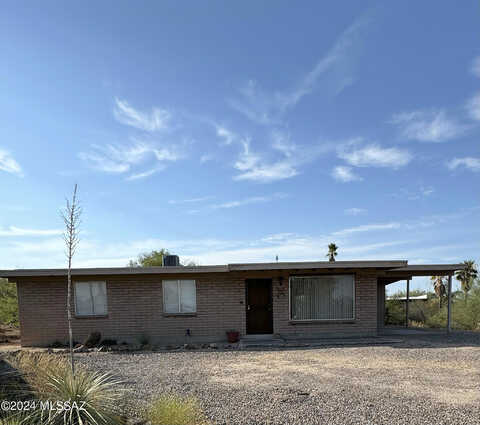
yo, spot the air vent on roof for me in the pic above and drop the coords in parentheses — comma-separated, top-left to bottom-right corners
(163, 255, 180, 267)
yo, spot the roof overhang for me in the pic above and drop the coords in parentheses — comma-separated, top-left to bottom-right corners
(0, 261, 464, 281)
(0, 260, 407, 279)
(379, 264, 465, 285)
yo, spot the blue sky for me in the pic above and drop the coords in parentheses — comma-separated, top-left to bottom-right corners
(0, 1, 478, 293)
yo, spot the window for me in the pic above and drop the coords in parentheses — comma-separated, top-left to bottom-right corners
(74, 281, 107, 316)
(290, 275, 354, 321)
(163, 280, 196, 314)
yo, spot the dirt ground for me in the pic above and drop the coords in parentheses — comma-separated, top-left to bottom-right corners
(76, 333, 480, 424)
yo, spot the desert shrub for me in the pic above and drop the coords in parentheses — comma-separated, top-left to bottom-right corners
(147, 394, 209, 425)
(4, 352, 126, 425)
(84, 331, 102, 348)
(29, 368, 126, 425)
(100, 339, 117, 346)
(0, 279, 18, 327)
(137, 333, 150, 346)
(425, 309, 447, 328)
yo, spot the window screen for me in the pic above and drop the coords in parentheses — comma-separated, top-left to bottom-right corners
(163, 280, 196, 313)
(75, 281, 107, 316)
(290, 275, 354, 320)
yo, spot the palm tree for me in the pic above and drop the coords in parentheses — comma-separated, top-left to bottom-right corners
(455, 260, 478, 302)
(431, 275, 446, 308)
(326, 243, 338, 262)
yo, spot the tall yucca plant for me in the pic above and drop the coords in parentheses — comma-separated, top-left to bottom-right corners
(455, 260, 478, 303)
(61, 184, 82, 375)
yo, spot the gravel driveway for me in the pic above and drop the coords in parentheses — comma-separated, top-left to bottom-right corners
(77, 334, 480, 425)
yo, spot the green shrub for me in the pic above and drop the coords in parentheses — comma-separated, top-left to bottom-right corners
(0, 279, 18, 327)
(147, 394, 209, 425)
(137, 333, 150, 346)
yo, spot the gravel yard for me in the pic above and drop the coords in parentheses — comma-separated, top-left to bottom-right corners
(77, 334, 480, 425)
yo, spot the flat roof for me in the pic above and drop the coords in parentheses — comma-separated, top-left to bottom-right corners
(0, 260, 408, 278)
(0, 261, 465, 279)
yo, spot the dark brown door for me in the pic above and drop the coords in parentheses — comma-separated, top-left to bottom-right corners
(246, 279, 273, 334)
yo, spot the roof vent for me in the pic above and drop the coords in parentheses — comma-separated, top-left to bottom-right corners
(163, 255, 180, 267)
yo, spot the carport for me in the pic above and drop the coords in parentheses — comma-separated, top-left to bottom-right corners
(377, 264, 465, 333)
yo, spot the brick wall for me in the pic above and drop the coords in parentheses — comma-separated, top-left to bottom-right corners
(16, 270, 378, 347)
(272, 271, 378, 339)
(17, 273, 246, 347)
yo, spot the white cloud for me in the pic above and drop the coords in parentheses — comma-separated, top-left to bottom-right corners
(169, 196, 214, 205)
(78, 141, 181, 178)
(393, 186, 435, 201)
(471, 56, 480, 78)
(211, 193, 288, 210)
(466, 93, 480, 121)
(1, 207, 476, 268)
(200, 154, 214, 163)
(344, 208, 367, 216)
(113, 98, 170, 132)
(447, 157, 480, 172)
(188, 193, 288, 213)
(125, 167, 165, 181)
(390, 110, 466, 142)
(0, 149, 22, 176)
(333, 222, 401, 236)
(223, 130, 332, 183)
(338, 143, 412, 168)
(229, 13, 371, 124)
(332, 166, 362, 182)
(231, 137, 298, 183)
(0, 226, 62, 237)
(216, 126, 236, 145)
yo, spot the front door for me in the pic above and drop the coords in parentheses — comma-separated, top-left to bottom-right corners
(246, 279, 273, 334)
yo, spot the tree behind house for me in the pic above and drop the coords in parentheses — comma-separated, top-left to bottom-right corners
(128, 249, 197, 267)
(455, 260, 478, 303)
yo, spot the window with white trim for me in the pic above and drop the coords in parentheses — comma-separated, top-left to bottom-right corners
(290, 275, 354, 321)
(163, 280, 196, 314)
(75, 281, 107, 316)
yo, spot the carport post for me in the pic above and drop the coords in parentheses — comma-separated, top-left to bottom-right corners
(447, 274, 452, 334)
(405, 279, 410, 328)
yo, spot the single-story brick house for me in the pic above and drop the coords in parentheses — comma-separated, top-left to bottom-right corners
(0, 259, 463, 347)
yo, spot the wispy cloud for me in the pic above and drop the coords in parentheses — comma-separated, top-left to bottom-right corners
(78, 141, 181, 180)
(211, 193, 288, 210)
(228, 13, 371, 124)
(0, 149, 22, 176)
(393, 186, 435, 201)
(1, 207, 476, 268)
(332, 166, 362, 182)
(338, 143, 412, 168)
(390, 109, 466, 142)
(466, 93, 480, 121)
(344, 208, 367, 216)
(200, 154, 214, 163)
(216, 126, 236, 145)
(447, 157, 480, 172)
(113, 98, 170, 132)
(188, 192, 288, 214)
(220, 128, 332, 183)
(233, 138, 299, 183)
(333, 222, 401, 236)
(169, 196, 214, 205)
(471, 56, 480, 78)
(125, 167, 165, 181)
(0, 226, 62, 237)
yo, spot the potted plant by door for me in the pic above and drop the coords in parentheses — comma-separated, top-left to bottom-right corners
(226, 330, 240, 343)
